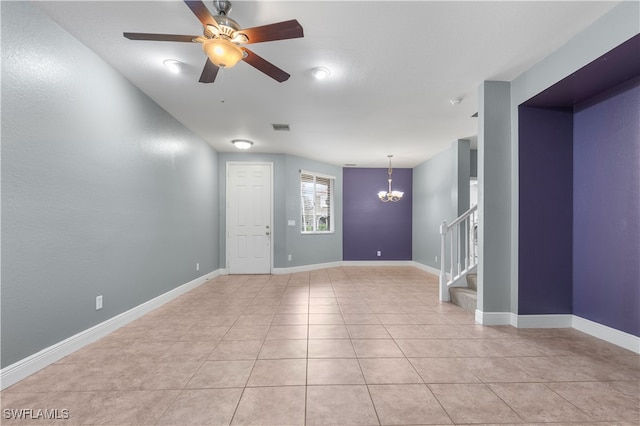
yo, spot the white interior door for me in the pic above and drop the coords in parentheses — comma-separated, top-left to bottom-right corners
(226, 162, 272, 274)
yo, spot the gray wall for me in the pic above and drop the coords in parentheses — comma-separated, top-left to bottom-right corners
(1, 2, 219, 368)
(470, 150, 478, 178)
(508, 1, 639, 314)
(477, 81, 512, 314)
(413, 140, 470, 270)
(218, 153, 342, 269)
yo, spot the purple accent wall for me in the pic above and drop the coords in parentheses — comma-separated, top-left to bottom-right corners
(573, 80, 640, 336)
(343, 168, 412, 260)
(518, 106, 574, 314)
(524, 34, 640, 108)
(518, 33, 640, 336)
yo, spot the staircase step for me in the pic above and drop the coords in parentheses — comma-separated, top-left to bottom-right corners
(466, 273, 477, 290)
(449, 287, 477, 313)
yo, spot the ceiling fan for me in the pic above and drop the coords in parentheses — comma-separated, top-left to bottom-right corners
(123, 0, 303, 84)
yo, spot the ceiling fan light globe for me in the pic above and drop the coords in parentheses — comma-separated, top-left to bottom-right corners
(202, 38, 243, 68)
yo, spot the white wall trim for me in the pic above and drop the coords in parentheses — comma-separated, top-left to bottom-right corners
(342, 260, 415, 267)
(410, 261, 440, 276)
(273, 261, 343, 275)
(0, 269, 223, 390)
(572, 316, 640, 354)
(474, 311, 639, 354)
(516, 314, 574, 329)
(273, 260, 417, 275)
(475, 310, 515, 326)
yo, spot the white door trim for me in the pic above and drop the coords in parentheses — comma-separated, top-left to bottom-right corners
(225, 161, 274, 274)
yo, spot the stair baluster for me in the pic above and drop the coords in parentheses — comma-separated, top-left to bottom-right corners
(439, 205, 478, 302)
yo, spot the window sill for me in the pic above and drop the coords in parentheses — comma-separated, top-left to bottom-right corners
(301, 231, 335, 235)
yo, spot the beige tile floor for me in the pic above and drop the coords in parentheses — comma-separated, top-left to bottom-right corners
(2, 266, 639, 425)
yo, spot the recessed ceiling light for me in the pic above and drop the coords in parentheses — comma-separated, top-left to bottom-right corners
(231, 139, 253, 150)
(311, 67, 330, 80)
(163, 59, 183, 74)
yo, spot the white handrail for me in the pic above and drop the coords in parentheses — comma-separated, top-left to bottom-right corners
(439, 205, 478, 301)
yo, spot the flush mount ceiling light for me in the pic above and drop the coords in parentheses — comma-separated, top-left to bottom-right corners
(378, 155, 404, 202)
(311, 67, 330, 80)
(231, 139, 253, 150)
(163, 59, 184, 74)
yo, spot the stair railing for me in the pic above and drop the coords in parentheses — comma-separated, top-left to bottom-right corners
(439, 205, 478, 301)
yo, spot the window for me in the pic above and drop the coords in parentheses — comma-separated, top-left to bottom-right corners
(301, 171, 334, 233)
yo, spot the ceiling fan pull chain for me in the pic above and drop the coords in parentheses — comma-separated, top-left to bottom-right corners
(219, 68, 225, 103)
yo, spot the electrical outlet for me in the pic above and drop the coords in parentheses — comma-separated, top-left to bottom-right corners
(435, 256, 438, 263)
(96, 295, 103, 310)
(196, 262, 200, 271)
(288, 254, 292, 261)
(377, 251, 381, 257)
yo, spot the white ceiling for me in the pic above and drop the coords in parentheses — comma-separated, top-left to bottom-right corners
(37, 1, 619, 168)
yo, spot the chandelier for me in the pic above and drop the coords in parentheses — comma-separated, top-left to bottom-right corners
(378, 155, 404, 202)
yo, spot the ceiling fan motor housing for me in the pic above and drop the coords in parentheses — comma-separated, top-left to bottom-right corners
(212, 0, 232, 15)
(206, 1, 243, 42)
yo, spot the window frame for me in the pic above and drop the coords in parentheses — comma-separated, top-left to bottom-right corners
(300, 170, 335, 234)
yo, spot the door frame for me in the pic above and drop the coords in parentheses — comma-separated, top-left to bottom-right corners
(225, 161, 274, 274)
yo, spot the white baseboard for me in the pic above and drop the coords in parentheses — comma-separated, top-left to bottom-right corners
(273, 260, 415, 275)
(474, 311, 639, 354)
(475, 310, 516, 326)
(572, 316, 640, 354)
(516, 314, 573, 328)
(0, 269, 224, 391)
(342, 260, 415, 267)
(410, 261, 440, 276)
(272, 261, 343, 274)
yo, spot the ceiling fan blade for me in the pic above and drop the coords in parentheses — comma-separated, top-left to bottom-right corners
(240, 19, 303, 44)
(123, 32, 197, 42)
(199, 59, 219, 83)
(241, 48, 290, 82)
(184, 0, 219, 29)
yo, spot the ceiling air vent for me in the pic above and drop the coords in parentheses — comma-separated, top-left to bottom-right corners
(271, 123, 290, 131)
